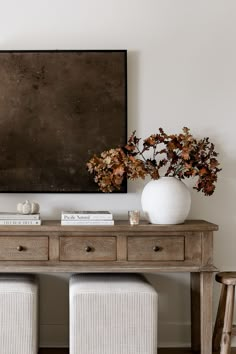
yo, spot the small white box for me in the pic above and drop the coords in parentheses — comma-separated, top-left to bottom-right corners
(0, 274, 38, 354)
(70, 274, 158, 354)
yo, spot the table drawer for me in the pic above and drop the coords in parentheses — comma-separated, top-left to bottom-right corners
(0, 236, 49, 261)
(60, 236, 117, 261)
(128, 236, 185, 261)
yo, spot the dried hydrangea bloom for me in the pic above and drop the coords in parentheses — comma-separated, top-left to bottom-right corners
(87, 127, 221, 196)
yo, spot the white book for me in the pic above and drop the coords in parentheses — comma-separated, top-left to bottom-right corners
(61, 211, 113, 221)
(0, 212, 40, 220)
(0, 219, 41, 225)
(61, 220, 114, 226)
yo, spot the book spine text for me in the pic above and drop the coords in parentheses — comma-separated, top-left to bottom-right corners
(0, 214, 40, 220)
(61, 214, 113, 221)
(0, 220, 41, 225)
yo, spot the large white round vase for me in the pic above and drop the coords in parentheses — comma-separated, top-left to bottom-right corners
(141, 177, 191, 224)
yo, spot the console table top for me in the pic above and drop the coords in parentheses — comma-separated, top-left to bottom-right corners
(0, 219, 218, 232)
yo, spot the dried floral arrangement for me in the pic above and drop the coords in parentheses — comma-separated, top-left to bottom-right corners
(87, 127, 221, 195)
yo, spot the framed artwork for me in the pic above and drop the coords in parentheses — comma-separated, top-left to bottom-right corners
(0, 50, 127, 192)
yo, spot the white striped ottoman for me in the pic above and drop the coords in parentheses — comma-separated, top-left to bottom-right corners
(0, 274, 38, 354)
(70, 274, 158, 354)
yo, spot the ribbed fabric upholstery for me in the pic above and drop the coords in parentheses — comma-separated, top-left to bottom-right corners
(70, 274, 158, 354)
(0, 274, 38, 354)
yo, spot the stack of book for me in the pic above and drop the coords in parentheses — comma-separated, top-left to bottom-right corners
(61, 211, 114, 225)
(0, 212, 41, 225)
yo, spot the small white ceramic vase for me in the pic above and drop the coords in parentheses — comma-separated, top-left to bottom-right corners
(141, 177, 191, 224)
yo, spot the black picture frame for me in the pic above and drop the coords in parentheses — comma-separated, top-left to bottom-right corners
(0, 50, 127, 193)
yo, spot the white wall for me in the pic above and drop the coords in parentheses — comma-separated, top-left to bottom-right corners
(0, 0, 235, 347)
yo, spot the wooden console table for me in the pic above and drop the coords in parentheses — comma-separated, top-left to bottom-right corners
(0, 219, 218, 354)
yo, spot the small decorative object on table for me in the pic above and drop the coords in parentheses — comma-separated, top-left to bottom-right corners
(128, 210, 140, 225)
(87, 127, 221, 224)
(17, 200, 40, 215)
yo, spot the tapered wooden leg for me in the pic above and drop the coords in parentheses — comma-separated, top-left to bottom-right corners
(200, 272, 213, 354)
(220, 285, 235, 354)
(213, 284, 227, 352)
(191, 272, 200, 352)
(191, 272, 214, 354)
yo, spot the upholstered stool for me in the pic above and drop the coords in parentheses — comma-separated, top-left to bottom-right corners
(0, 274, 38, 354)
(213, 272, 236, 354)
(70, 273, 158, 354)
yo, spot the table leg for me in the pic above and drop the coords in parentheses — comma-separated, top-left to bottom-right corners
(191, 272, 200, 351)
(191, 272, 213, 354)
(200, 272, 213, 354)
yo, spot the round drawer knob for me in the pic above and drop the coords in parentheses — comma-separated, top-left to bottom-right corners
(153, 246, 160, 252)
(17, 245, 23, 251)
(85, 246, 92, 253)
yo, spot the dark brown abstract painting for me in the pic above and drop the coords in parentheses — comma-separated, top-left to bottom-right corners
(0, 50, 127, 192)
